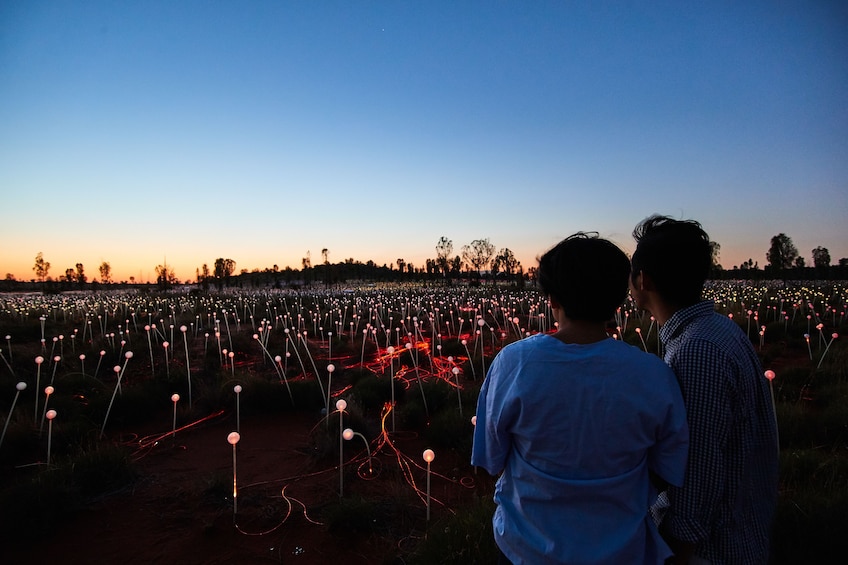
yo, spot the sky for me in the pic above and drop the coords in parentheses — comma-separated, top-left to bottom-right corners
(1, 1, 846, 283)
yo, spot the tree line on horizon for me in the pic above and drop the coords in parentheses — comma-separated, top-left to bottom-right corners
(6, 233, 847, 291)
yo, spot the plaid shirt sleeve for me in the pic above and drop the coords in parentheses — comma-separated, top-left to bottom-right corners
(664, 337, 732, 544)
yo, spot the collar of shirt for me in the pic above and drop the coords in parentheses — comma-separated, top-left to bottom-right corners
(659, 300, 716, 344)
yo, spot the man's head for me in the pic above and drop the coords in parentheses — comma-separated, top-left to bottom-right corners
(631, 215, 712, 310)
(538, 232, 630, 322)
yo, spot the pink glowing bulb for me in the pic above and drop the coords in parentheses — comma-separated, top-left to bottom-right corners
(233, 385, 242, 394)
(336, 398, 347, 411)
(79, 354, 85, 361)
(171, 393, 180, 402)
(46, 409, 57, 420)
(35, 356, 44, 365)
(113, 365, 121, 374)
(45, 386, 54, 395)
(471, 416, 477, 426)
(342, 428, 354, 441)
(764, 370, 776, 381)
(180, 325, 187, 332)
(387, 346, 395, 354)
(832, 333, 839, 339)
(125, 351, 133, 359)
(422, 449, 435, 463)
(327, 364, 335, 373)
(452, 367, 460, 375)
(274, 355, 282, 362)
(16, 381, 27, 391)
(227, 431, 240, 445)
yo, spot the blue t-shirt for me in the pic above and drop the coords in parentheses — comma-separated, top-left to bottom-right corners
(472, 333, 689, 564)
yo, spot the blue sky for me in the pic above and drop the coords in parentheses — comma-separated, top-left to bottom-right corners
(2, 1, 846, 282)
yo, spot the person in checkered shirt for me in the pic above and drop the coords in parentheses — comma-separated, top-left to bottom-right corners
(630, 215, 779, 565)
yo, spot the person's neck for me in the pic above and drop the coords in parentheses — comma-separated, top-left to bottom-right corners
(552, 319, 609, 345)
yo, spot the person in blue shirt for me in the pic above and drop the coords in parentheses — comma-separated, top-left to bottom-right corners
(472, 233, 689, 564)
(630, 215, 778, 565)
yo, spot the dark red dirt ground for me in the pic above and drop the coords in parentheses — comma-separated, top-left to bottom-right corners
(3, 407, 485, 565)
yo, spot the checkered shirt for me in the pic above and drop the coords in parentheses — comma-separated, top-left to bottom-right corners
(658, 300, 778, 564)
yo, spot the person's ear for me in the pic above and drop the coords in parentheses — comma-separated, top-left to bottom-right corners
(638, 270, 657, 292)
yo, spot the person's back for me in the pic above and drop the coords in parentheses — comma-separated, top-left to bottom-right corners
(474, 333, 687, 563)
(472, 233, 689, 564)
(630, 215, 778, 564)
(660, 303, 777, 563)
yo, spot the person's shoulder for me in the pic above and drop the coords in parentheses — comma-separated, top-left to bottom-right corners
(607, 339, 674, 372)
(493, 332, 548, 359)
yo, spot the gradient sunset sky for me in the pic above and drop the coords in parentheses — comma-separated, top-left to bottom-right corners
(2, 1, 846, 283)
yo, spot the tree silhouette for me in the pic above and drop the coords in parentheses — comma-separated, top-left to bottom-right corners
(492, 248, 520, 277)
(214, 258, 236, 289)
(155, 264, 177, 289)
(33, 252, 50, 282)
(766, 233, 798, 271)
(75, 263, 86, 287)
(99, 261, 112, 284)
(461, 238, 495, 278)
(435, 237, 453, 277)
(812, 246, 831, 268)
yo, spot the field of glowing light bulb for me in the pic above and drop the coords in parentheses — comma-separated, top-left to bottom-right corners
(0, 282, 846, 564)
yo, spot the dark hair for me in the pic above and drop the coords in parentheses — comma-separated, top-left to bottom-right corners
(631, 215, 712, 307)
(537, 232, 631, 322)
